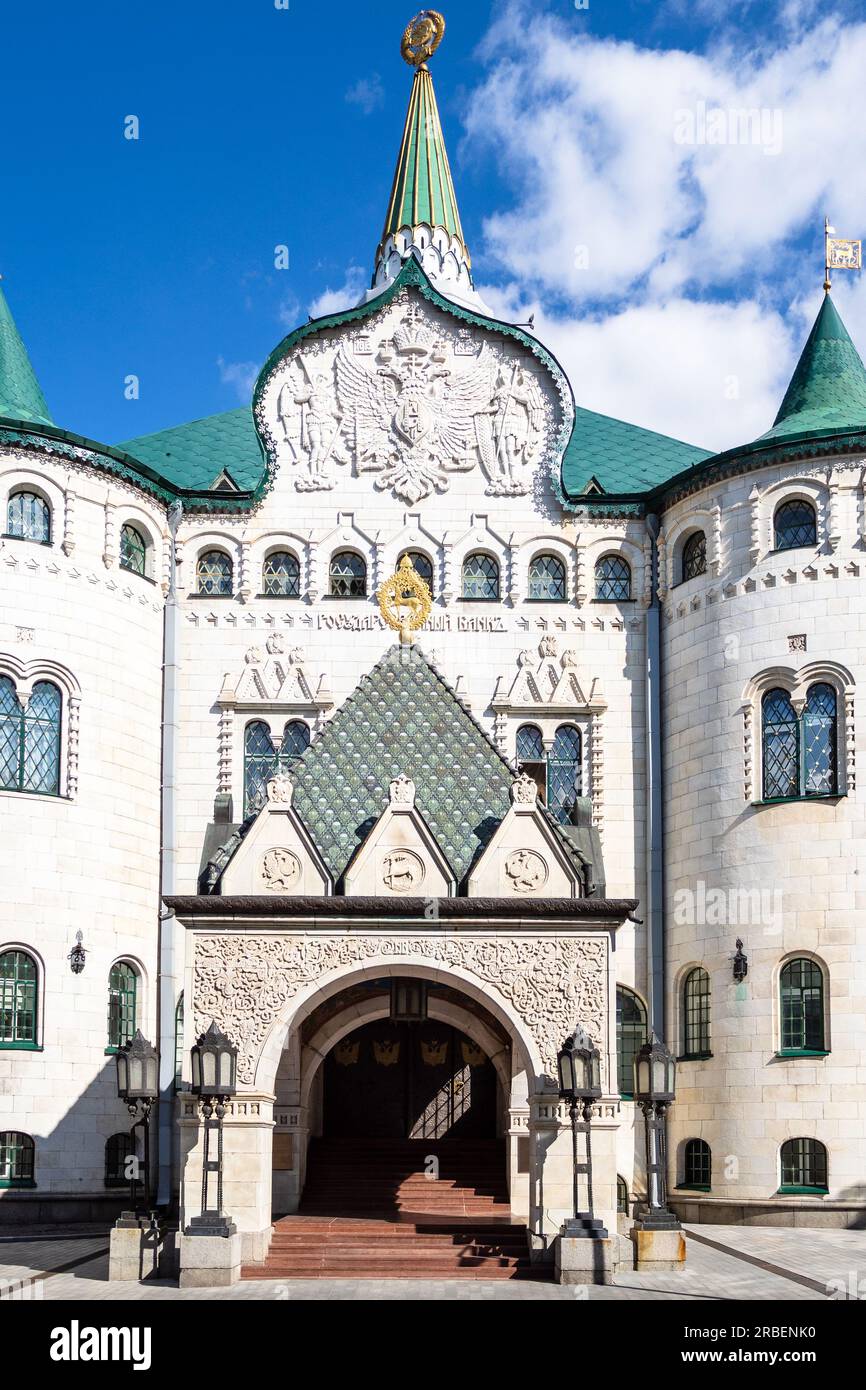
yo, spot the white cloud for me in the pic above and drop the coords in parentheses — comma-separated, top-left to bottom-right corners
(345, 74, 385, 115)
(308, 265, 367, 319)
(217, 356, 260, 402)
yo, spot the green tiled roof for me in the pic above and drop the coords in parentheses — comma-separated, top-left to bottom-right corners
(289, 644, 514, 884)
(756, 294, 866, 445)
(560, 404, 712, 498)
(0, 283, 53, 427)
(117, 407, 265, 494)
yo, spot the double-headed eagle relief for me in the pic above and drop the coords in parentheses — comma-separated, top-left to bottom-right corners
(270, 297, 552, 504)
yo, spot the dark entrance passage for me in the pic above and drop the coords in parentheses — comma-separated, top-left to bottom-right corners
(322, 1019, 498, 1140)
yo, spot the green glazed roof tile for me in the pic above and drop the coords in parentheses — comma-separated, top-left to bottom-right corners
(756, 294, 866, 444)
(560, 403, 712, 497)
(117, 407, 265, 493)
(0, 283, 53, 427)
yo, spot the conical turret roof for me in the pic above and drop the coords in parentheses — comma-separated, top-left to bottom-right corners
(758, 294, 866, 443)
(0, 281, 53, 427)
(378, 64, 467, 263)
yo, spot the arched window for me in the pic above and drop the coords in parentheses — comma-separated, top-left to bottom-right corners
(682, 967, 711, 1058)
(330, 551, 366, 598)
(462, 553, 499, 601)
(243, 718, 311, 817)
(119, 523, 147, 577)
(196, 549, 233, 597)
(6, 491, 50, 544)
(780, 1137, 828, 1193)
(780, 958, 826, 1054)
(0, 678, 62, 796)
(262, 550, 301, 598)
(547, 725, 582, 823)
(398, 551, 434, 596)
(528, 553, 566, 601)
(616, 1175, 629, 1215)
(105, 1133, 134, 1188)
(0, 950, 38, 1048)
(174, 993, 184, 1089)
(107, 962, 138, 1051)
(683, 1138, 712, 1189)
(616, 986, 647, 1099)
(761, 688, 799, 800)
(595, 554, 631, 601)
(0, 1131, 35, 1188)
(774, 499, 816, 551)
(803, 683, 837, 795)
(516, 724, 546, 802)
(681, 531, 707, 582)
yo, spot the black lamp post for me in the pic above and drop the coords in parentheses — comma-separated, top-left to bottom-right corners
(633, 1031, 681, 1230)
(188, 1022, 238, 1237)
(114, 1030, 159, 1217)
(557, 1024, 607, 1238)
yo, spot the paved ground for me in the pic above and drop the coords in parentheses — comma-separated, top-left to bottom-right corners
(2, 1223, 863, 1299)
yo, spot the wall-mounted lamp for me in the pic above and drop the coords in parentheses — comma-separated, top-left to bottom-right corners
(67, 930, 87, 975)
(733, 938, 748, 982)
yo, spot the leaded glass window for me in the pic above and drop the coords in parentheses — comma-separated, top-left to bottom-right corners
(516, 723, 546, 802)
(780, 1137, 827, 1192)
(398, 551, 434, 596)
(803, 683, 837, 795)
(616, 986, 647, 1099)
(684, 1138, 711, 1188)
(243, 719, 311, 817)
(762, 688, 799, 800)
(107, 962, 137, 1051)
(681, 531, 707, 582)
(595, 554, 631, 601)
(262, 551, 301, 598)
(0, 950, 37, 1046)
(174, 993, 184, 1089)
(0, 678, 61, 796)
(6, 491, 50, 543)
(330, 551, 366, 598)
(528, 553, 566, 601)
(196, 549, 233, 596)
(774, 499, 816, 551)
(462, 552, 499, 601)
(548, 724, 581, 823)
(120, 523, 147, 576)
(780, 958, 825, 1052)
(683, 967, 711, 1058)
(105, 1133, 133, 1188)
(0, 1131, 35, 1187)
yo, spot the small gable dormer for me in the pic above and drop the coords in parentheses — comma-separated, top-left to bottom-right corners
(219, 773, 331, 896)
(343, 774, 455, 897)
(467, 773, 582, 899)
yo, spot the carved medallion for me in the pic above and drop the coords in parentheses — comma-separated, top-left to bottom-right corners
(260, 848, 302, 892)
(504, 849, 548, 894)
(382, 849, 425, 893)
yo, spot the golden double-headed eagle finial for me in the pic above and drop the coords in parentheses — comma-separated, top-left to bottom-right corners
(377, 555, 433, 644)
(401, 9, 445, 67)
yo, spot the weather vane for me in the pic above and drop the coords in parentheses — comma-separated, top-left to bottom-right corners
(401, 9, 445, 67)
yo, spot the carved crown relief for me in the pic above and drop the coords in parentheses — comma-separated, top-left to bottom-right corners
(258, 294, 561, 504)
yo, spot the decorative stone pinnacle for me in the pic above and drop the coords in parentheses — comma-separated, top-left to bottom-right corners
(389, 773, 416, 809)
(266, 773, 294, 807)
(511, 771, 538, 809)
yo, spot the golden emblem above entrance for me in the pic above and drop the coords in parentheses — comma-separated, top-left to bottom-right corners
(377, 554, 433, 643)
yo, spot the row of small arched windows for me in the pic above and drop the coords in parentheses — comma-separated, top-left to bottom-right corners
(676, 1137, 828, 1194)
(616, 959, 827, 1092)
(674, 500, 818, 586)
(0, 1130, 156, 1189)
(0, 950, 141, 1052)
(5, 491, 150, 576)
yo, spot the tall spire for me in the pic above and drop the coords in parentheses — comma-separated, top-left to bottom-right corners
(0, 280, 53, 427)
(371, 11, 475, 306)
(758, 295, 866, 443)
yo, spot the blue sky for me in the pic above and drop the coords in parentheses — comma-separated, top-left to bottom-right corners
(2, 0, 866, 451)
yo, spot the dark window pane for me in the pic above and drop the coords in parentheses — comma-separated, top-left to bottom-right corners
(197, 550, 233, 596)
(330, 551, 366, 598)
(780, 1137, 827, 1190)
(528, 553, 566, 601)
(262, 551, 301, 597)
(462, 553, 499, 600)
(780, 958, 824, 1051)
(0, 1131, 35, 1184)
(682, 531, 707, 581)
(803, 683, 837, 796)
(548, 724, 581, 823)
(120, 524, 147, 576)
(7, 492, 50, 543)
(774, 500, 817, 551)
(0, 951, 37, 1044)
(0, 677, 21, 791)
(616, 986, 647, 1097)
(108, 963, 137, 1049)
(762, 688, 799, 799)
(684, 1138, 711, 1187)
(683, 968, 710, 1056)
(595, 554, 631, 601)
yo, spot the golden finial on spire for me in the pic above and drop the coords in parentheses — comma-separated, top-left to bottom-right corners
(401, 10, 445, 67)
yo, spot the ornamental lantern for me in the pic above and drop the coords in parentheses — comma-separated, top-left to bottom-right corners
(634, 1031, 676, 1106)
(190, 1021, 238, 1099)
(115, 1030, 159, 1104)
(557, 1024, 602, 1104)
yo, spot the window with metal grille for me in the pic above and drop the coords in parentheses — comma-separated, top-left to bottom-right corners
(262, 550, 301, 597)
(516, 724, 546, 802)
(780, 1137, 827, 1192)
(683, 1138, 711, 1189)
(774, 499, 817, 551)
(616, 986, 647, 1098)
(762, 684, 838, 800)
(0, 950, 38, 1048)
(398, 551, 434, 596)
(105, 1132, 134, 1188)
(761, 688, 799, 799)
(595, 554, 631, 601)
(683, 967, 711, 1057)
(528, 553, 566, 601)
(107, 962, 137, 1051)
(0, 677, 61, 796)
(0, 1131, 35, 1187)
(547, 724, 582, 823)
(462, 552, 499, 600)
(119, 523, 147, 576)
(6, 491, 50, 543)
(681, 531, 707, 581)
(616, 1175, 629, 1214)
(243, 719, 311, 817)
(196, 549, 233, 596)
(330, 551, 366, 598)
(780, 958, 825, 1052)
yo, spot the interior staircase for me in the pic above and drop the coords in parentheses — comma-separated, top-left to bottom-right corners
(242, 1138, 547, 1281)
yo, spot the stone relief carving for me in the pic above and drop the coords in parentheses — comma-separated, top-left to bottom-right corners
(504, 849, 548, 894)
(260, 848, 302, 892)
(382, 849, 425, 893)
(193, 933, 608, 1085)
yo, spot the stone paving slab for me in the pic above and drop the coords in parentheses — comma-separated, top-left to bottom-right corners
(685, 1223, 866, 1297)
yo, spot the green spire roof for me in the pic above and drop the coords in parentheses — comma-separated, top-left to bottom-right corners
(0, 282, 53, 427)
(758, 294, 866, 444)
(378, 64, 468, 262)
